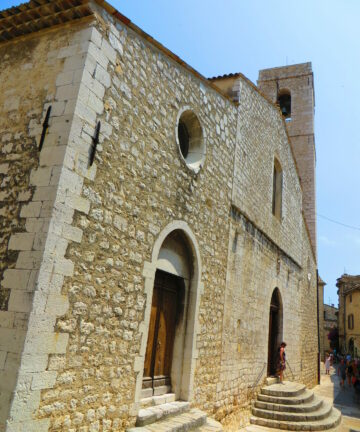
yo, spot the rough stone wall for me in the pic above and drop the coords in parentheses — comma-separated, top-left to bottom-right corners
(217, 77, 318, 428)
(219, 212, 304, 428)
(0, 4, 320, 432)
(318, 281, 325, 361)
(232, 78, 303, 265)
(0, 27, 83, 432)
(257, 63, 316, 256)
(34, 8, 238, 430)
(299, 224, 318, 387)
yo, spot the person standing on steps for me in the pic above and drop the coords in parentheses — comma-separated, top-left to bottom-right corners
(277, 342, 287, 383)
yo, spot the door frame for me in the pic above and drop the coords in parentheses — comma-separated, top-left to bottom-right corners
(134, 221, 202, 406)
(267, 288, 283, 376)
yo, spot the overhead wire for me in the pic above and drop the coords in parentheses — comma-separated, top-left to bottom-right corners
(317, 213, 360, 231)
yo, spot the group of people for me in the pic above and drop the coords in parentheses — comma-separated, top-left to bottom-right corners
(326, 352, 360, 396)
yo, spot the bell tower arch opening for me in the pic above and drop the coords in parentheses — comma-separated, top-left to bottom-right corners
(267, 288, 283, 376)
(277, 89, 291, 120)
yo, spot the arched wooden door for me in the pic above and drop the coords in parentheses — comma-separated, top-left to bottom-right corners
(267, 289, 282, 376)
(142, 270, 184, 396)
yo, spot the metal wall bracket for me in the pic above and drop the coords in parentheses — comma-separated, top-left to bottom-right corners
(38, 105, 51, 151)
(89, 121, 101, 166)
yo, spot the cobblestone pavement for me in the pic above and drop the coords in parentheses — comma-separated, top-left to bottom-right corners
(313, 366, 360, 431)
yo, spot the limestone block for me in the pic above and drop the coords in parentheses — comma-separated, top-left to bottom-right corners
(2, 269, 31, 290)
(101, 38, 116, 64)
(53, 258, 74, 277)
(82, 69, 105, 99)
(63, 98, 78, 116)
(8, 290, 33, 313)
(20, 202, 42, 218)
(6, 418, 50, 432)
(95, 64, 111, 88)
(40, 146, 66, 167)
(57, 45, 78, 59)
(0, 328, 26, 353)
(0, 351, 6, 370)
(45, 293, 69, 316)
(8, 233, 35, 251)
(26, 314, 56, 337)
(30, 167, 52, 187)
(55, 83, 80, 102)
(15, 251, 43, 270)
(8, 389, 41, 421)
(74, 99, 97, 126)
(62, 224, 83, 243)
(20, 354, 48, 373)
(86, 41, 110, 70)
(31, 371, 57, 390)
(47, 101, 66, 118)
(0, 369, 18, 392)
(0, 312, 15, 328)
(108, 32, 123, 56)
(52, 202, 75, 224)
(88, 91, 104, 115)
(63, 53, 87, 72)
(23, 332, 69, 355)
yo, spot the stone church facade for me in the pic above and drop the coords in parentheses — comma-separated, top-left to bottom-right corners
(0, 1, 318, 431)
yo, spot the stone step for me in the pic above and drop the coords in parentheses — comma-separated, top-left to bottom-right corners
(136, 401, 190, 426)
(245, 425, 341, 432)
(128, 408, 207, 432)
(252, 401, 332, 422)
(257, 389, 314, 405)
(141, 393, 176, 408)
(261, 381, 306, 398)
(250, 406, 341, 431)
(265, 377, 280, 386)
(195, 417, 223, 431)
(254, 395, 323, 413)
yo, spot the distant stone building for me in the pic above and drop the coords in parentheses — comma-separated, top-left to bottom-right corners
(318, 276, 326, 361)
(323, 304, 338, 356)
(337, 274, 360, 357)
(318, 277, 338, 360)
(0, 1, 319, 431)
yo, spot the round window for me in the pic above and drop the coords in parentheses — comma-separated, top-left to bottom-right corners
(176, 109, 205, 173)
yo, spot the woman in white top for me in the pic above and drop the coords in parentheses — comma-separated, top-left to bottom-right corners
(325, 353, 331, 375)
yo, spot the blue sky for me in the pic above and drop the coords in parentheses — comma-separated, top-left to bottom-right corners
(3, 0, 360, 306)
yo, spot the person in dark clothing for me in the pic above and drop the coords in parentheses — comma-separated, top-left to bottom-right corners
(346, 361, 353, 386)
(338, 359, 346, 388)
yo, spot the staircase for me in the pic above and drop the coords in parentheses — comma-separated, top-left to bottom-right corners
(127, 393, 223, 432)
(248, 379, 342, 431)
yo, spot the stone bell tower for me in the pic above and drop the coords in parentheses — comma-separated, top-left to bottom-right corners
(257, 62, 316, 256)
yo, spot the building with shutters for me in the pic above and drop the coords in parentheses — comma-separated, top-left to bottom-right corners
(337, 274, 360, 357)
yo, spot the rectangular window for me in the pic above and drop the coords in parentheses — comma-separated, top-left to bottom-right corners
(272, 160, 283, 220)
(348, 314, 354, 330)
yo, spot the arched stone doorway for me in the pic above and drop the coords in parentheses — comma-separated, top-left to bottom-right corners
(138, 222, 202, 403)
(267, 288, 283, 376)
